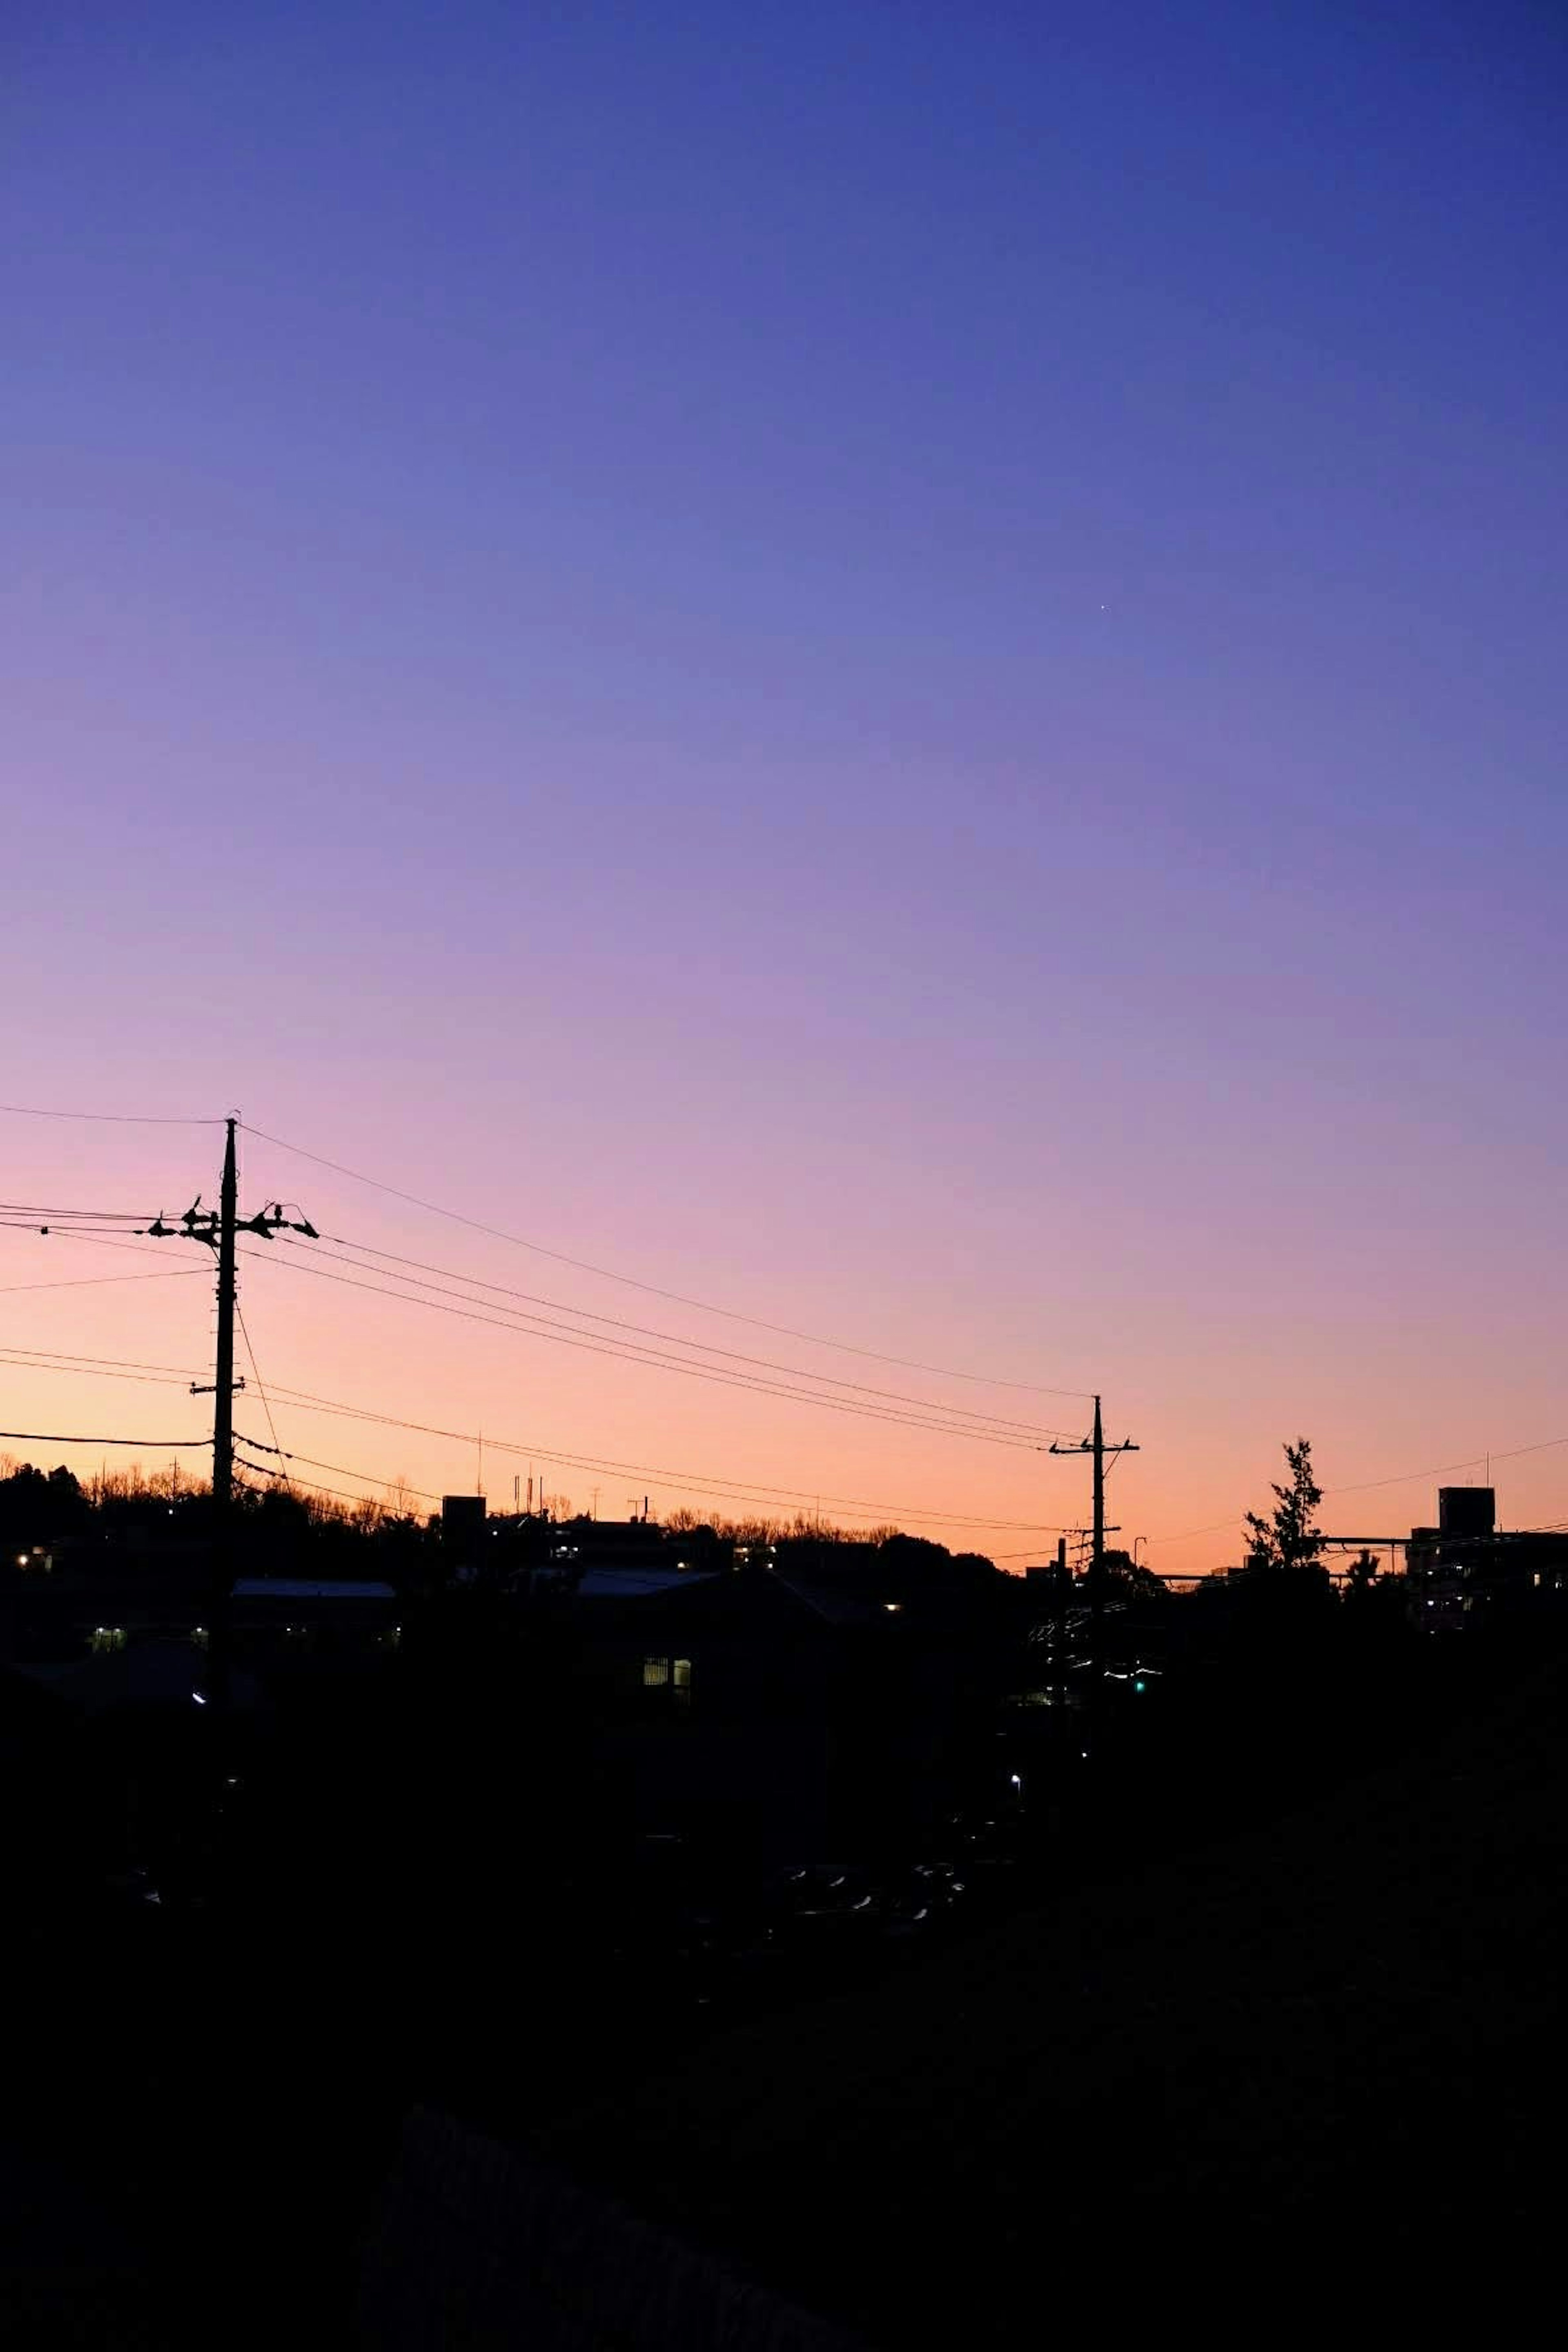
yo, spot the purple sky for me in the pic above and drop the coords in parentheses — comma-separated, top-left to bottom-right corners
(4, 2, 1566, 1561)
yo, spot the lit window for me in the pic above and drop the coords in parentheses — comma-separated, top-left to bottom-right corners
(643, 1657, 669, 1687)
(673, 1657, 693, 1704)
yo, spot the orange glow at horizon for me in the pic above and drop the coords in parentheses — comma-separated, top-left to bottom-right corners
(3, 1115, 1566, 1577)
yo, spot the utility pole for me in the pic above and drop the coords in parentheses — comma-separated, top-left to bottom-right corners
(144, 1118, 315, 1713)
(209, 1117, 238, 1707)
(1050, 1396, 1139, 1669)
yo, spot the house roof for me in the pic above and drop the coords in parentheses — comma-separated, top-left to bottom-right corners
(16, 1641, 263, 1715)
(230, 1579, 397, 1601)
(576, 1568, 722, 1600)
(766, 1572, 884, 1628)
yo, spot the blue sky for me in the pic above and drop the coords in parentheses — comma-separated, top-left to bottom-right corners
(3, 2, 1565, 1552)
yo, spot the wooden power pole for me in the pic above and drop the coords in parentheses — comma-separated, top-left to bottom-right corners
(145, 1118, 315, 1711)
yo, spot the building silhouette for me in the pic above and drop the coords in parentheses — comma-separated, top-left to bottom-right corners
(1407, 1487, 1568, 1629)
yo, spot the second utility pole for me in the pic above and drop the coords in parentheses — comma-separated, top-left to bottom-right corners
(1050, 1396, 1140, 1661)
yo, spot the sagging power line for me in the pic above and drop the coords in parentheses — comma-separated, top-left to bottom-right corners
(282, 1231, 1063, 1439)
(0, 1341, 1069, 1534)
(0, 1428, 209, 1447)
(241, 1245, 1061, 1452)
(241, 1119, 1093, 1400)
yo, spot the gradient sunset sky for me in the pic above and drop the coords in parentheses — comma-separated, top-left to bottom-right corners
(4, 2, 1566, 1567)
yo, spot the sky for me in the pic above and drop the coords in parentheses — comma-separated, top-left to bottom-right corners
(3, 0, 1566, 1567)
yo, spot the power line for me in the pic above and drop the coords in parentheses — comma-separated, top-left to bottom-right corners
(1, 1227, 199, 1264)
(234, 1460, 383, 1513)
(234, 1439, 430, 1517)
(1150, 1432, 1568, 1550)
(235, 1301, 292, 1491)
(0, 1104, 220, 1126)
(0, 1203, 153, 1222)
(251, 1376, 1068, 1532)
(241, 1427, 1048, 1533)
(1145, 1516, 1243, 1548)
(994, 1544, 1093, 1561)
(0, 1334, 1066, 1530)
(1326, 1434, 1568, 1495)
(0, 1343, 198, 1377)
(991, 1544, 1217, 1575)
(241, 1120, 1092, 1401)
(238, 1434, 438, 1501)
(0, 1268, 209, 1298)
(241, 1247, 1054, 1451)
(0, 1233, 161, 1251)
(292, 1233, 1065, 1439)
(0, 1428, 209, 1447)
(0, 1355, 194, 1390)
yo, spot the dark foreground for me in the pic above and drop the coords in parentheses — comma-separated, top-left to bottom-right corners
(517, 1656, 1564, 2340)
(5, 1649, 1565, 2344)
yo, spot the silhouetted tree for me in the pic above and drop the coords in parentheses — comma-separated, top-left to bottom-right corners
(384, 1475, 423, 1524)
(1100, 1546, 1169, 1602)
(0, 1461, 86, 1545)
(1244, 1439, 1324, 1576)
(1345, 1546, 1380, 1593)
